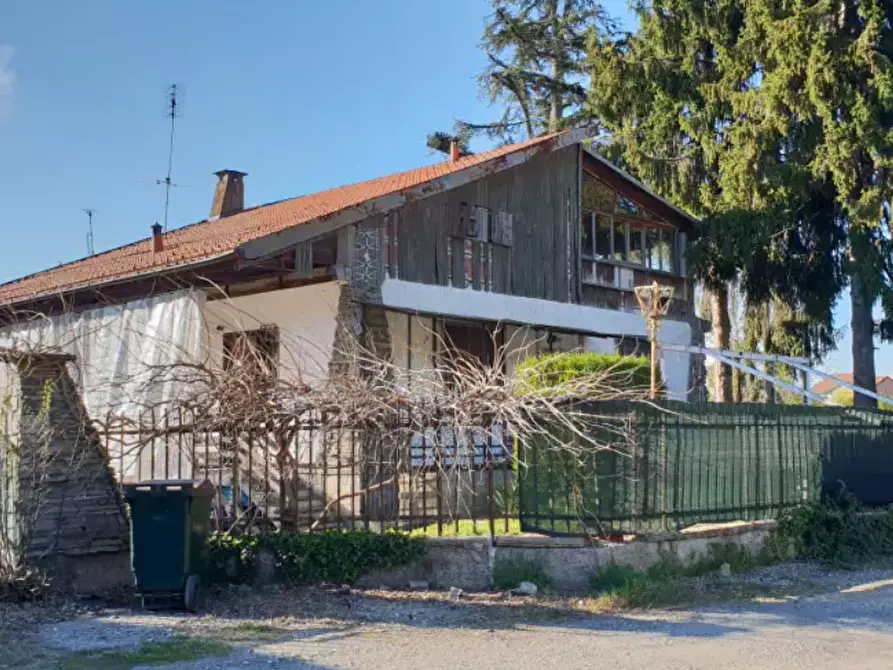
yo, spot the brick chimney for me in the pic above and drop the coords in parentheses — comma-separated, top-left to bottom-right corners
(151, 223, 163, 253)
(210, 170, 247, 219)
(450, 140, 461, 163)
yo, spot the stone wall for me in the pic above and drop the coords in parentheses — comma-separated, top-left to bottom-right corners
(1, 351, 129, 566)
(355, 520, 777, 594)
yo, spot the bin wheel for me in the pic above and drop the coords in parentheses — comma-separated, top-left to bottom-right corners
(184, 575, 201, 612)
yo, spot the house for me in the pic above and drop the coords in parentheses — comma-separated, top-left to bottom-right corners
(0, 129, 701, 490)
(812, 374, 893, 400)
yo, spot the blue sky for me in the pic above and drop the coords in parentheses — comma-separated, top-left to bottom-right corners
(0, 0, 883, 374)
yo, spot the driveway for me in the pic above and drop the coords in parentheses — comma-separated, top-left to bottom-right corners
(20, 565, 893, 669)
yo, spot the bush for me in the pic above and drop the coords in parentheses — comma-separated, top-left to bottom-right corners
(493, 556, 552, 591)
(588, 544, 774, 608)
(829, 387, 893, 411)
(775, 496, 893, 566)
(208, 531, 426, 585)
(515, 351, 657, 393)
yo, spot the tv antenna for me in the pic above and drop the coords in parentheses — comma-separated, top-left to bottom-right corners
(83, 208, 96, 255)
(158, 84, 180, 232)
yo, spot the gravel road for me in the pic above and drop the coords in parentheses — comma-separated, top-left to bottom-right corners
(19, 564, 893, 669)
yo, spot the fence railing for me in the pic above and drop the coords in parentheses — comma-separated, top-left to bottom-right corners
(518, 400, 893, 535)
(96, 400, 893, 538)
(97, 409, 516, 536)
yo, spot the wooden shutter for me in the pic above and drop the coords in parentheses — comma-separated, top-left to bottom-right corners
(490, 211, 514, 246)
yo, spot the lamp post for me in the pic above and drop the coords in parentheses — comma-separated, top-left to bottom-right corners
(634, 281, 675, 399)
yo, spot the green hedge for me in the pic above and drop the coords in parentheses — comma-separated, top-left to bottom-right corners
(207, 531, 426, 585)
(515, 351, 657, 392)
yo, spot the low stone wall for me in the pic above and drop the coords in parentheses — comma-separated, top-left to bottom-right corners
(357, 521, 778, 594)
(356, 537, 493, 592)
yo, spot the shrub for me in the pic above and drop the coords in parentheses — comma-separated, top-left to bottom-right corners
(775, 496, 893, 565)
(493, 556, 552, 591)
(829, 387, 893, 411)
(208, 530, 426, 585)
(588, 544, 774, 608)
(515, 351, 658, 394)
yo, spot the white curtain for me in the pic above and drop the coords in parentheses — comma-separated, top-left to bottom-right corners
(0, 290, 207, 480)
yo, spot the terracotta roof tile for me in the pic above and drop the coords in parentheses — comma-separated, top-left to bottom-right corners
(0, 134, 557, 305)
(812, 373, 893, 395)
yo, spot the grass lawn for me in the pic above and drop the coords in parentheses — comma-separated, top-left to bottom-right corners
(409, 517, 522, 537)
(58, 636, 231, 670)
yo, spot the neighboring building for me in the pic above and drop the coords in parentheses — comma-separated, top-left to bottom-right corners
(0, 129, 701, 418)
(812, 374, 893, 399)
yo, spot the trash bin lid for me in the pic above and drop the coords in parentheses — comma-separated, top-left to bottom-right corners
(124, 479, 216, 498)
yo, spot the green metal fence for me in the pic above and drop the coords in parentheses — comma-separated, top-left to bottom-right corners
(518, 400, 893, 536)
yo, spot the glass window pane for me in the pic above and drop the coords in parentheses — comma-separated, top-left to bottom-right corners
(595, 216, 612, 259)
(646, 228, 660, 270)
(660, 230, 677, 273)
(616, 196, 640, 216)
(581, 213, 594, 259)
(629, 224, 644, 265)
(595, 180, 616, 211)
(613, 221, 627, 262)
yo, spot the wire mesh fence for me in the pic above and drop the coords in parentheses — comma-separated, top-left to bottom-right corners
(518, 400, 893, 536)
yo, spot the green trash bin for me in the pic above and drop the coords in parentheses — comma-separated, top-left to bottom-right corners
(124, 479, 215, 611)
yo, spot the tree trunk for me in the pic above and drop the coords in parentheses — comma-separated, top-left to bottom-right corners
(851, 272, 878, 409)
(547, 0, 561, 133)
(711, 283, 733, 402)
(762, 301, 777, 404)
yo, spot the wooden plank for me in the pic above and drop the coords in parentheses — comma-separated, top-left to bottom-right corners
(472, 241, 482, 291)
(450, 237, 465, 289)
(293, 240, 313, 278)
(491, 211, 514, 246)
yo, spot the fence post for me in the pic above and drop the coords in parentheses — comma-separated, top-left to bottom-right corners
(230, 423, 240, 523)
(661, 414, 669, 531)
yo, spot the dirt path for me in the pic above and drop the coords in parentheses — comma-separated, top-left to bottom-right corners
(10, 563, 893, 669)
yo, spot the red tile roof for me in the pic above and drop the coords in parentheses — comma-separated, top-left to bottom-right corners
(0, 134, 560, 306)
(812, 373, 893, 396)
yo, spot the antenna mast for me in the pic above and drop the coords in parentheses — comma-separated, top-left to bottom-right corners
(83, 208, 96, 255)
(159, 84, 179, 232)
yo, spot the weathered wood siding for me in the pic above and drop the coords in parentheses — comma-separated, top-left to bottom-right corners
(359, 145, 580, 303)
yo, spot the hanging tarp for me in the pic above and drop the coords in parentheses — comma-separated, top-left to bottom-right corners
(0, 290, 207, 479)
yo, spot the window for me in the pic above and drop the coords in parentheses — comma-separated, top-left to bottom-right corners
(580, 214, 594, 259)
(579, 173, 681, 285)
(657, 230, 677, 273)
(645, 228, 661, 270)
(441, 321, 500, 369)
(595, 216, 612, 260)
(616, 196, 641, 216)
(222, 326, 279, 385)
(628, 224, 644, 265)
(612, 220, 627, 262)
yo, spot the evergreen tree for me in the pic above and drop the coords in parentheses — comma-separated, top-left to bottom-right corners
(588, 0, 849, 402)
(740, 0, 893, 408)
(432, 0, 615, 147)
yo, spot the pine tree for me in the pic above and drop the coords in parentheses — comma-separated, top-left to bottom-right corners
(431, 0, 615, 148)
(588, 0, 849, 402)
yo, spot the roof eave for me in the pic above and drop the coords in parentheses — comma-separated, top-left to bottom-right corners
(0, 251, 236, 310)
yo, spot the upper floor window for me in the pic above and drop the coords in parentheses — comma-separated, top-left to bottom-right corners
(580, 174, 679, 286)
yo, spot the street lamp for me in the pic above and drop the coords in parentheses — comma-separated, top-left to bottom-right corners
(634, 281, 675, 399)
